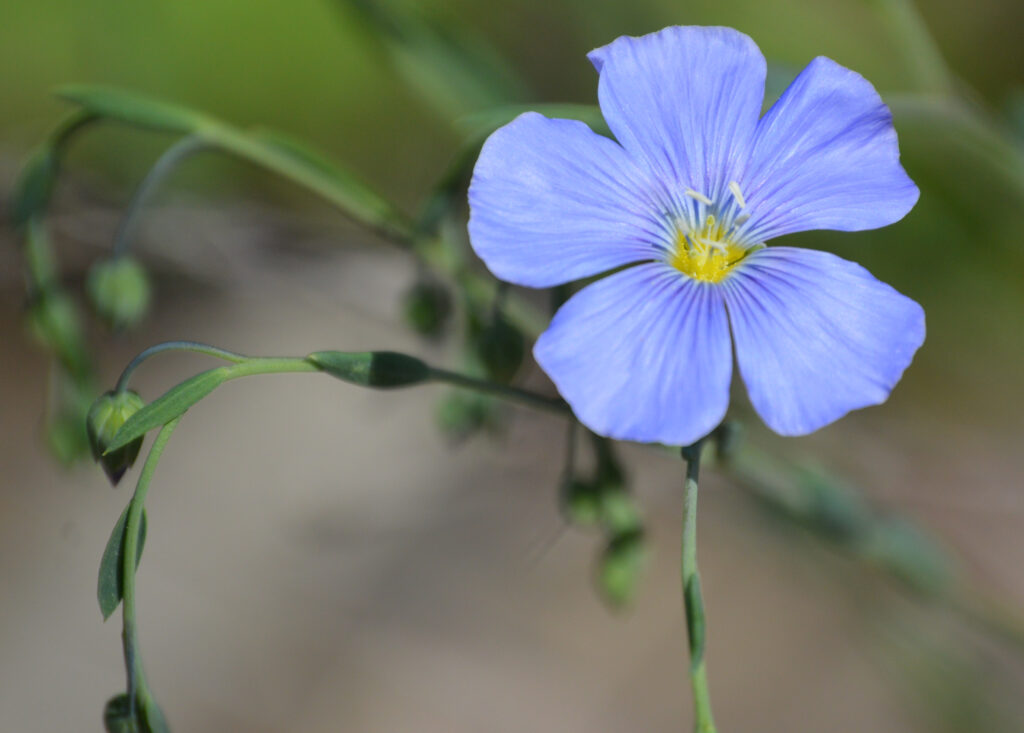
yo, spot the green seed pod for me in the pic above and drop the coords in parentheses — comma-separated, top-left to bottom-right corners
(309, 350, 431, 388)
(87, 390, 146, 485)
(402, 279, 452, 338)
(87, 257, 151, 330)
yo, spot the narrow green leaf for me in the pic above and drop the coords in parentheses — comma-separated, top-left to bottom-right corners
(309, 350, 431, 388)
(57, 85, 213, 134)
(106, 368, 228, 452)
(241, 128, 412, 237)
(684, 575, 706, 665)
(98, 507, 148, 620)
(337, 0, 528, 115)
(140, 694, 170, 733)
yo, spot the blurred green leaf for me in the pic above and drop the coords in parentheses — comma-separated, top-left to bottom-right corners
(241, 128, 413, 239)
(107, 369, 228, 452)
(336, 0, 528, 116)
(57, 86, 415, 241)
(98, 507, 148, 620)
(58, 85, 214, 134)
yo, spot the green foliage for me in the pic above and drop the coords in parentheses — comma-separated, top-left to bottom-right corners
(58, 86, 416, 241)
(107, 370, 227, 452)
(58, 85, 214, 134)
(309, 350, 431, 388)
(98, 507, 147, 620)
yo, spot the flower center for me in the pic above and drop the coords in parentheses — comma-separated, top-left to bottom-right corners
(668, 215, 748, 283)
(666, 182, 756, 283)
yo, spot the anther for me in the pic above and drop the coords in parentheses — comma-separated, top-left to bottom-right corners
(685, 189, 713, 206)
(728, 181, 747, 209)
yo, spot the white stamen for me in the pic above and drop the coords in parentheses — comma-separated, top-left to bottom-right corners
(684, 189, 713, 206)
(728, 181, 747, 209)
(734, 213, 750, 226)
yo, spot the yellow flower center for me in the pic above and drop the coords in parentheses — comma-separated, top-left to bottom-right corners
(668, 214, 748, 283)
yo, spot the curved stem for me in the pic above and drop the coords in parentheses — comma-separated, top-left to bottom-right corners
(112, 136, 208, 259)
(122, 417, 180, 719)
(116, 341, 249, 393)
(681, 441, 716, 733)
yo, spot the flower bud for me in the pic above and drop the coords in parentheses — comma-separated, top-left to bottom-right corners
(560, 478, 602, 526)
(26, 291, 82, 355)
(597, 530, 647, 609)
(87, 257, 151, 330)
(87, 390, 146, 485)
(402, 280, 452, 338)
(475, 313, 524, 384)
(102, 693, 134, 733)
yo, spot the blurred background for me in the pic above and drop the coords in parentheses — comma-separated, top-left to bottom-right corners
(2, 0, 1023, 731)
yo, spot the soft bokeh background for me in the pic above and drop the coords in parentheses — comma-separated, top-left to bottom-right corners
(2, 0, 1023, 731)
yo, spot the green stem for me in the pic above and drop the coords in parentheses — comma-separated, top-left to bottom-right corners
(681, 441, 716, 733)
(112, 136, 208, 259)
(122, 417, 180, 719)
(115, 341, 249, 393)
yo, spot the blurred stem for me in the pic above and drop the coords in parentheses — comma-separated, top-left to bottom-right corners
(680, 441, 717, 733)
(112, 136, 208, 258)
(115, 341, 249, 393)
(121, 417, 180, 720)
(429, 367, 567, 415)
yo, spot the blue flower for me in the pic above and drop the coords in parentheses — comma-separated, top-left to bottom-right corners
(468, 26, 925, 445)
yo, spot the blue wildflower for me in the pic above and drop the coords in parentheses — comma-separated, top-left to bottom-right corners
(468, 26, 925, 445)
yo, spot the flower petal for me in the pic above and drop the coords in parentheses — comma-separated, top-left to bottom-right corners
(722, 247, 925, 435)
(535, 263, 732, 445)
(739, 57, 919, 243)
(468, 112, 665, 288)
(588, 26, 766, 202)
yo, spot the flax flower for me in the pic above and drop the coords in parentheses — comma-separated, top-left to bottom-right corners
(468, 26, 925, 445)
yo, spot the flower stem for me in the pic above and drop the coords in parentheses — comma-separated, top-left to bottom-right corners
(115, 340, 249, 393)
(111, 136, 208, 259)
(681, 441, 716, 733)
(122, 417, 180, 722)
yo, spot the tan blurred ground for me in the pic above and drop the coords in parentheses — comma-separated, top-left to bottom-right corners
(1, 195, 1023, 733)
